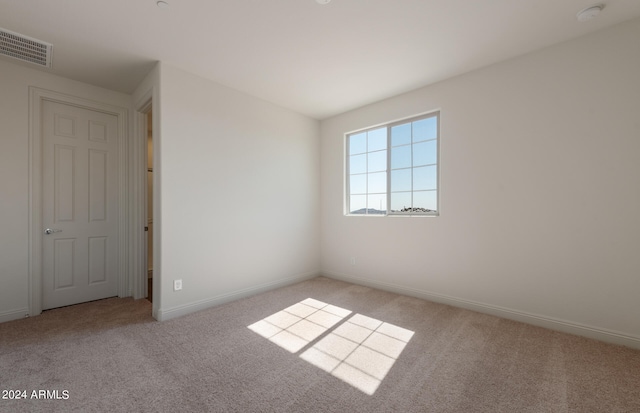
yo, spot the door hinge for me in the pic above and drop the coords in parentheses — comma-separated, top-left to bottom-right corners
(144, 226, 149, 232)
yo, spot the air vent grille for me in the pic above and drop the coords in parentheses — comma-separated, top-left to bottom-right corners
(0, 28, 53, 67)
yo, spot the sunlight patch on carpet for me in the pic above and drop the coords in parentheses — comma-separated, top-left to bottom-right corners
(248, 298, 350, 352)
(248, 298, 414, 395)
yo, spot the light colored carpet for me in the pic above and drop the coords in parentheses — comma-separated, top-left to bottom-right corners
(1, 276, 639, 412)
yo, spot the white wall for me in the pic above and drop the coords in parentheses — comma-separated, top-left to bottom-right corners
(156, 63, 320, 320)
(0, 59, 131, 322)
(0, 58, 319, 323)
(320, 18, 640, 346)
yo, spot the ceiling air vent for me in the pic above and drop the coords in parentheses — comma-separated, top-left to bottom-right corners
(0, 28, 53, 68)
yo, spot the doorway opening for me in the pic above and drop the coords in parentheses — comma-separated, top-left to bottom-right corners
(146, 109, 154, 302)
(134, 91, 156, 313)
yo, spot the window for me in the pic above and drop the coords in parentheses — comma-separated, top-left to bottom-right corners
(346, 112, 439, 216)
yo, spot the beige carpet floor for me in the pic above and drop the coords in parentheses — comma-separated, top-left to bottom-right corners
(1, 276, 639, 412)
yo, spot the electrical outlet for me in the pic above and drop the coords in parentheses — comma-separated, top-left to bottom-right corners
(174, 279, 182, 291)
(350, 257, 356, 266)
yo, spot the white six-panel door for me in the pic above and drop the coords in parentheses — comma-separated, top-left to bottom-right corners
(41, 100, 119, 310)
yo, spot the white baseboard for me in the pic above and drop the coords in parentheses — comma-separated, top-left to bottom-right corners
(323, 271, 640, 350)
(0, 307, 30, 323)
(156, 271, 319, 322)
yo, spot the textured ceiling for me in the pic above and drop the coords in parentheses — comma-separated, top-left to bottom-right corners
(1, 0, 639, 119)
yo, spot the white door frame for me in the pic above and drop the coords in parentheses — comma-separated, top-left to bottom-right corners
(28, 87, 129, 316)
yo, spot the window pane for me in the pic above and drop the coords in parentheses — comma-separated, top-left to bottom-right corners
(413, 140, 437, 166)
(368, 171, 386, 194)
(412, 117, 437, 143)
(349, 154, 366, 174)
(390, 192, 411, 211)
(347, 112, 439, 216)
(368, 128, 387, 152)
(391, 169, 411, 192)
(350, 195, 367, 213)
(413, 165, 437, 191)
(391, 145, 411, 169)
(413, 191, 437, 211)
(368, 150, 386, 172)
(350, 174, 366, 195)
(391, 123, 411, 147)
(350, 133, 367, 155)
(368, 193, 386, 214)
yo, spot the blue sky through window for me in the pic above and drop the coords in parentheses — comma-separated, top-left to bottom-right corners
(348, 113, 438, 214)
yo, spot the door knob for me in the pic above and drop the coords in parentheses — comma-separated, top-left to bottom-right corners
(44, 228, 62, 235)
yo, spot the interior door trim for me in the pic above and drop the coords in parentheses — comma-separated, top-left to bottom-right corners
(28, 87, 129, 316)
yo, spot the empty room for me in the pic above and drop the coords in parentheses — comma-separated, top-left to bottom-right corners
(1, 1, 639, 412)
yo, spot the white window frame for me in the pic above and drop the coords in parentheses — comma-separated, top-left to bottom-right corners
(345, 111, 440, 217)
